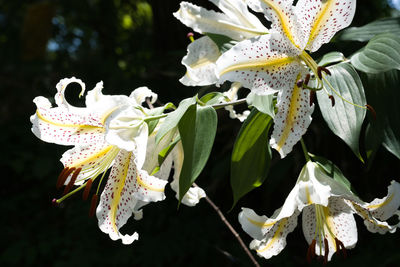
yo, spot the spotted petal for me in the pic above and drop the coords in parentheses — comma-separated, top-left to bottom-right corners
(216, 33, 301, 95)
(302, 197, 357, 261)
(173, 1, 268, 41)
(269, 78, 314, 158)
(295, 0, 356, 52)
(247, 0, 305, 49)
(96, 150, 140, 245)
(180, 36, 220, 86)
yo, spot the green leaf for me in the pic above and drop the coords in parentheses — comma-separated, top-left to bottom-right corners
(318, 52, 346, 67)
(146, 102, 175, 134)
(200, 92, 224, 105)
(158, 135, 181, 167)
(246, 92, 275, 118)
(310, 155, 354, 193)
(155, 97, 196, 144)
(317, 62, 366, 161)
(336, 17, 400, 42)
(206, 33, 237, 53)
(231, 109, 273, 208)
(363, 70, 400, 160)
(351, 33, 400, 74)
(178, 105, 218, 202)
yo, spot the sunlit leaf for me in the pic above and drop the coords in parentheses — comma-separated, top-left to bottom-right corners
(351, 33, 400, 73)
(318, 52, 346, 67)
(206, 33, 237, 53)
(231, 109, 272, 208)
(200, 92, 224, 105)
(317, 63, 366, 161)
(146, 102, 175, 134)
(336, 17, 400, 42)
(246, 92, 275, 118)
(178, 105, 217, 202)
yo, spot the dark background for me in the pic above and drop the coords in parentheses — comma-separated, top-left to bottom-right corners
(1, 0, 399, 266)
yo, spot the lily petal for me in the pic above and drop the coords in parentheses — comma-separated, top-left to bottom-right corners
(96, 150, 140, 245)
(133, 169, 168, 202)
(129, 86, 158, 106)
(247, 0, 305, 49)
(54, 77, 86, 110)
(302, 197, 357, 261)
(173, 1, 267, 41)
(216, 33, 301, 95)
(365, 180, 400, 221)
(295, 0, 356, 52)
(269, 77, 314, 158)
(180, 36, 220, 86)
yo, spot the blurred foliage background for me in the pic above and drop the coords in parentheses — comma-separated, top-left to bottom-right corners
(1, 0, 399, 266)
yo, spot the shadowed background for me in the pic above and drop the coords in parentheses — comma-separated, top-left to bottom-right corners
(1, 0, 399, 266)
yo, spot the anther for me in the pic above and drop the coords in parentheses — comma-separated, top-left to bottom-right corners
(310, 91, 316, 107)
(317, 66, 331, 79)
(306, 239, 316, 263)
(335, 238, 347, 259)
(305, 74, 311, 85)
(187, 32, 194, 43)
(56, 167, 75, 189)
(329, 95, 335, 107)
(365, 104, 377, 121)
(323, 238, 329, 265)
(63, 168, 82, 195)
(296, 79, 304, 88)
(82, 179, 93, 201)
(89, 194, 98, 217)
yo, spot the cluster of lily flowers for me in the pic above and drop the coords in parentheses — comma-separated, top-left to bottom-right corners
(31, 0, 400, 263)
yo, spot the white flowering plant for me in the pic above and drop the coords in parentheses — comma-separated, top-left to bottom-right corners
(30, 0, 400, 265)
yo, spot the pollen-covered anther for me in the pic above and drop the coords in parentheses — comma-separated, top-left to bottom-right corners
(296, 79, 304, 88)
(82, 179, 93, 201)
(187, 32, 194, 43)
(323, 238, 329, 265)
(63, 168, 82, 195)
(304, 74, 311, 86)
(89, 194, 98, 217)
(365, 104, 377, 121)
(306, 239, 317, 263)
(329, 95, 335, 107)
(56, 167, 75, 189)
(335, 238, 347, 259)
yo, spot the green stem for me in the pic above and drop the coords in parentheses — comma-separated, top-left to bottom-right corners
(144, 114, 168, 122)
(212, 98, 247, 109)
(300, 138, 311, 162)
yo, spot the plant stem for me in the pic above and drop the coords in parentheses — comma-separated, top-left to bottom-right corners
(194, 183, 260, 267)
(300, 138, 311, 162)
(212, 98, 247, 110)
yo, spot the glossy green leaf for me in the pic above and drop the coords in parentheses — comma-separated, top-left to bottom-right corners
(363, 70, 400, 160)
(246, 92, 275, 118)
(206, 33, 237, 53)
(158, 135, 181, 167)
(310, 155, 355, 194)
(317, 63, 366, 161)
(318, 52, 346, 67)
(231, 109, 273, 208)
(146, 102, 175, 135)
(336, 17, 400, 42)
(178, 105, 218, 202)
(155, 97, 196, 144)
(200, 92, 224, 105)
(351, 33, 400, 74)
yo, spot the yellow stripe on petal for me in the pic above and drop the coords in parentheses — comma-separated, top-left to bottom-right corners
(256, 218, 288, 252)
(247, 217, 276, 228)
(110, 152, 131, 234)
(219, 56, 296, 77)
(70, 145, 114, 168)
(36, 110, 104, 130)
(307, 1, 334, 47)
(136, 173, 165, 192)
(367, 194, 394, 209)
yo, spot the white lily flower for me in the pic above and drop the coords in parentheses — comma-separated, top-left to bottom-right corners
(216, 0, 356, 157)
(239, 161, 400, 263)
(223, 82, 250, 122)
(174, 0, 268, 86)
(31, 77, 204, 244)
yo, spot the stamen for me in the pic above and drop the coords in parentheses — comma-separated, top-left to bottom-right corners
(89, 194, 98, 217)
(317, 67, 323, 79)
(329, 95, 335, 107)
(305, 74, 311, 86)
(310, 91, 316, 107)
(56, 167, 75, 189)
(82, 179, 93, 201)
(306, 239, 317, 263)
(323, 238, 329, 264)
(335, 238, 347, 259)
(365, 104, 377, 121)
(187, 32, 194, 43)
(63, 168, 82, 195)
(296, 79, 304, 88)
